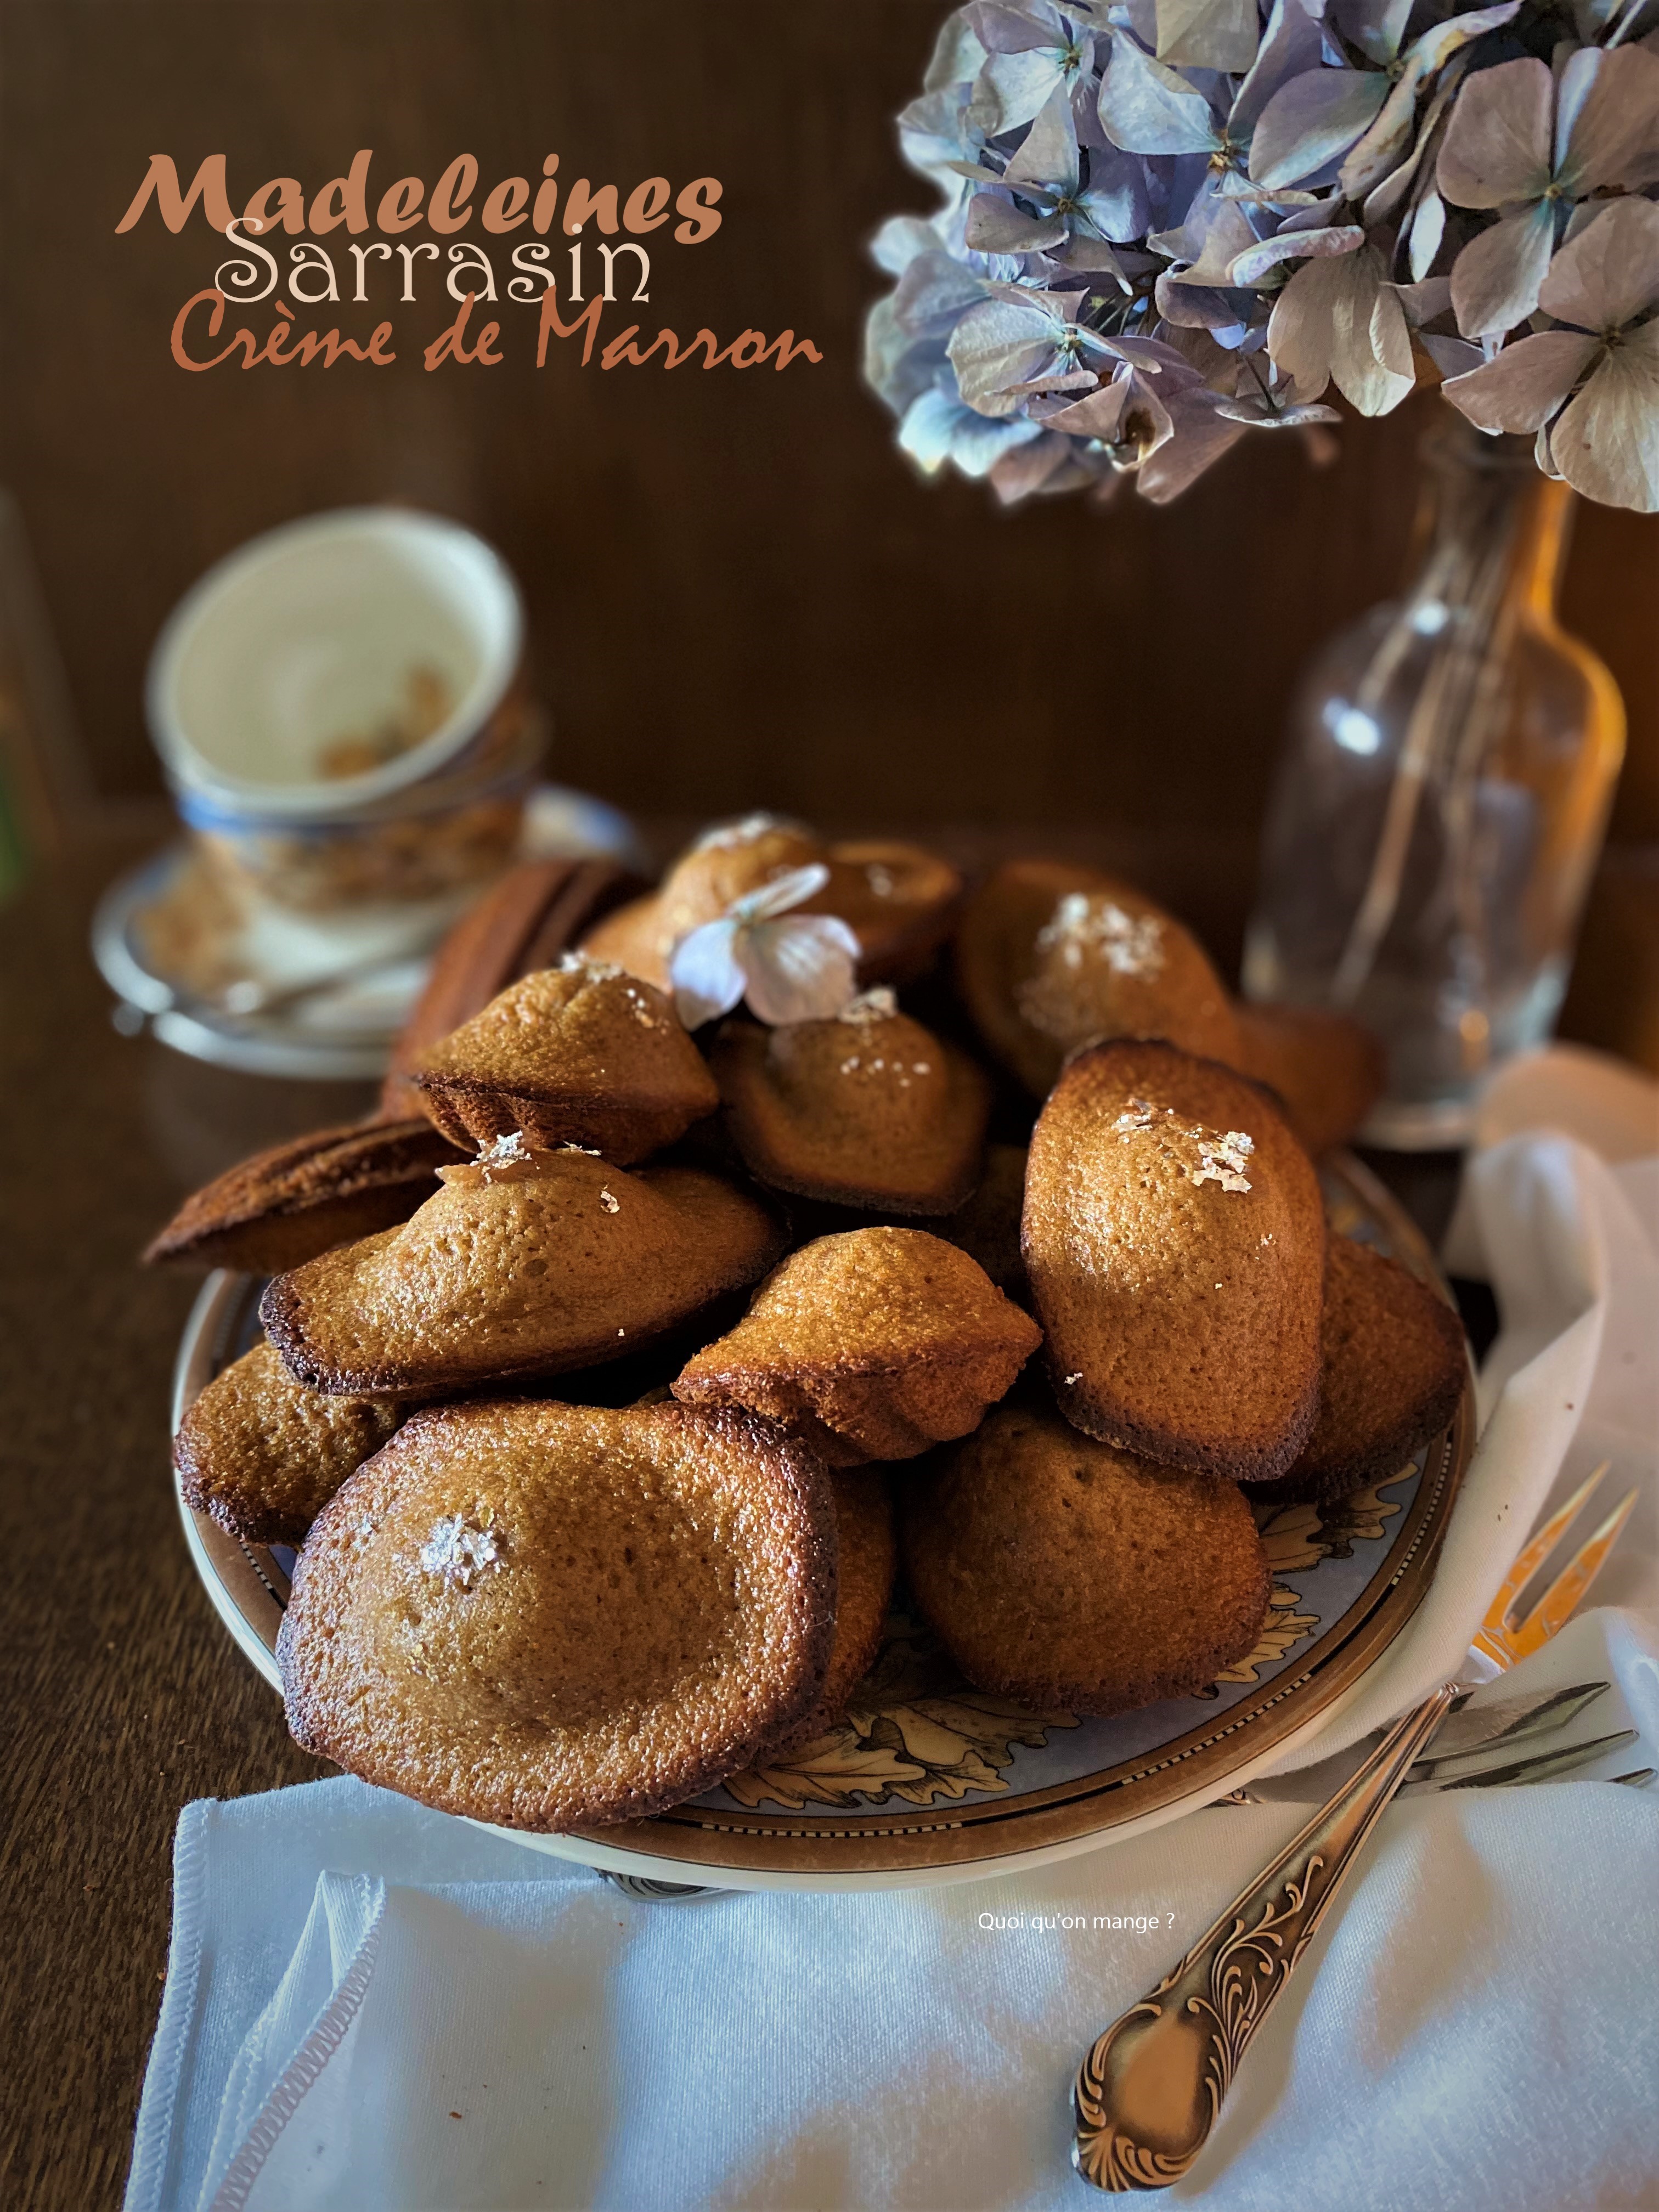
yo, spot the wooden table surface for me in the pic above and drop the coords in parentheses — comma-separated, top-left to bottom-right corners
(0, 836, 1466, 2212)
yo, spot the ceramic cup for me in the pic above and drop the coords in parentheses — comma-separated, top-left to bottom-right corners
(147, 507, 537, 923)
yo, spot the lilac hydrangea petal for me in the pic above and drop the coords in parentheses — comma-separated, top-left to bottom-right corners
(1248, 69, 1391, 191)
(1154, 0, 1259, 74)
(1097, 33, 1223, 155)
(1545, 320, 1659, 514)
(1215, 391, 1343, 424)
(972, 43, 1086, 136)
(1394, 273, 1453, 325)
(868, 217, 941, 279)
(892, 252, 985, 342)
(863, 298, 941, 416)
(990, 430, 1089, 499)
(1556, 44, 1659, 196)
(1363, 64, 1464, 225)
(1537, 196, 1659, 333)
(947, 297, 1064, 411)
(1229, 221, 1364, 287)
(1154, 268, 1253, 335)
(1230, 0, 1326, 140)
(1339, 1, 1522, 203)
(742, 917, 861, 1026)
(1407, 190, 1445, 285)
(927, 12, 990, 87)
(1440, 328, 1599, 430)
(1045, 379, 1133, 438)
(1450, 200, 1557, 337)
(967, 1, 1066, 57)
(1049, 233, 1133, 276)
(1327, 0, 1416, 69)
(670, 919, 747, 1030)
(1267, 247, 1415, 413)
(1075, 153, 1153, 242)
(1136, 393, 1249, 498)
(1436, 56, 1552, 209)
(1006, 81, 1083, 193)
(964, 195, 1071, 253)
(1166, 197, 1260, 286)
(1420, 331, 1486, 380)
(898, 387, 1044, 476)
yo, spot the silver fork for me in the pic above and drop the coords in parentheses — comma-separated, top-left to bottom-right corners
(1071, 1458, 1641, 2192)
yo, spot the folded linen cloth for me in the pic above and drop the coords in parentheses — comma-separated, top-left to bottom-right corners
(127, 1049, 1659, 2212)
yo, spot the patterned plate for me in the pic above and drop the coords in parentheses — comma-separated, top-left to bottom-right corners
(174, 1152, 1474, 1891)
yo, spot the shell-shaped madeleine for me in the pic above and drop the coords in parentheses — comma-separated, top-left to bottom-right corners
(956, 860, 1242, 1096)
(278, 1399, 837, 1831)
(412, 959, 718, 1163)
(901, 1406, 1270, 1716)
(1245, 1235, 1466, 1508)
(143, 1118, 467, 1274)
(673, 1226, 1041, 1466)
(261, 1148, 783, 1397)
(712, 997, 990, 1214)
(174, 1339, 402, 1546)
(1023, 1039, 1324, 1482)
(1232, 1001, 1386, 1157)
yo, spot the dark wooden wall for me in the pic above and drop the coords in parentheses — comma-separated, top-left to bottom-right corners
(2, 0, 1654, 854)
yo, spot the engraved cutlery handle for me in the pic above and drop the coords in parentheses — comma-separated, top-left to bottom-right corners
(1072, 1681, 1459, 2193)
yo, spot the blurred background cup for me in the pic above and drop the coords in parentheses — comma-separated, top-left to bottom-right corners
(146, 507, 536, 949)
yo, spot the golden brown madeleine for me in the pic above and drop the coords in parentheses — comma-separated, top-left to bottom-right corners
(1232, 1002, 1386, 1156)
(712, 994, 991, 1214)
(900, 1406, 1271, 1715)
(1024, 1039, 1325, 1482)
(411, 958, 719, 1163)
(278, 1400, 838, 1831)
(673, 1226, 1042, 1466)
(260, 1144, 785, 1397)
(378, 857, 646, 1120)
(143, 1119, 468, 1274)
(816, 840, 963, 984)
(579, 817, 963, 992)
(1245, 1237, 1468, 1509)
(933, 1142, 1029, 1296)
(956, 859, 1242, 1096)
(763, 1469, 896, 1757)
(174, 1339, 402, 1545)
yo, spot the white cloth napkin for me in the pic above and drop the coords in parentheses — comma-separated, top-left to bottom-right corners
(127, 1048, 1659, 2212)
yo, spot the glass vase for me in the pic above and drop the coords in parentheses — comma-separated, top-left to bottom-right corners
(1242, 420, 1626, 1149)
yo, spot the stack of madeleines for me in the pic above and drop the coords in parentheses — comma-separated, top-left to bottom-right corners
(154, 819, 1466, 1833)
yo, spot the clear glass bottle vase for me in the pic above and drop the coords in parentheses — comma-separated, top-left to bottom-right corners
(1243, 420, 1626, 1148)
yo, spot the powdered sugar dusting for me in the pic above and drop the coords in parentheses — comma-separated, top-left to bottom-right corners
(420, 1515, 501, 1589)
(1113, 1099, 1255, 1193)
(477, 1131, 533, 1182)
(557, 951, 624, 981)
(1037, 894, 1165, 979)
(839, 986, 898, 1025)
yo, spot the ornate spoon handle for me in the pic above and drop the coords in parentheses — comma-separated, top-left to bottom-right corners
(1072, 1680, 1459, 2192)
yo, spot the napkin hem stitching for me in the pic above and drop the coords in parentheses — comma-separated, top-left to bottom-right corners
(124, 1798, 210, 2212)
(206, 1887, 386, 2212)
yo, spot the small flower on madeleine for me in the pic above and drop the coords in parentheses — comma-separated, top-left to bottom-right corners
(669, 864, 861, 1029)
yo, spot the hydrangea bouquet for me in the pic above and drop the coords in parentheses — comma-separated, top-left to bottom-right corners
(865, 0, 1659, 510)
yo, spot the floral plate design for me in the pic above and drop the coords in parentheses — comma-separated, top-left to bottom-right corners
(173, 1152, 1473, 1892)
